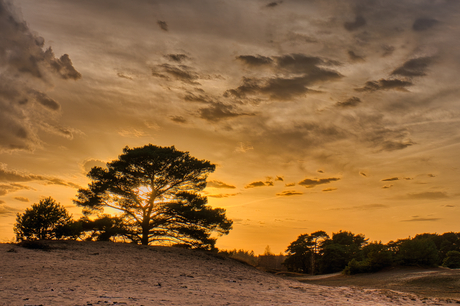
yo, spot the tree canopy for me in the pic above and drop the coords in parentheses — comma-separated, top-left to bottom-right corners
(75, 144, 233, 249)
(14, 197, 77, 241)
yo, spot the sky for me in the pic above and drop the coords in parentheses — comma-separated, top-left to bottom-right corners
(1, 0, 460, 254)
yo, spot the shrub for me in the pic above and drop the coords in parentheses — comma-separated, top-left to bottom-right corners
(14, 197, 77, 241)
(443, 251, 460, 269)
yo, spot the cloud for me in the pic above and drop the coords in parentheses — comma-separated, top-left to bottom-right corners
(152, 64, 201, 85)
(236, 55, 273, 67)
(298, 177, 340, 188)
(391, 57, 433, 77)
(402, 216, 441, 222)
(0, 204, 21, 216)
(276, 190, 303, 196)
(227, 54, 342, 101)
(207, 193, 239, 198)
(348, 50, 365, 62)
(336, 97, 361, 108)
(382, 185, 393, 189)
(207, 180, 236, 189)
(285, 183, 295, 187)
(0, 0, 81, 152)
(275, 176, 284, 182)
(359, 172, 367, 177)
(170, 116, 187, 124)
(244, 180, 274, 188)
(266, 1, 282, 8)
(164, 54, 189, 63)
(0, 164, 80, 189)
(82, 159, 107, 173)
(412, 18, 438, 31)
(322, 188, 337, 192)
(331, 204, 389, 211)
(157, 20, 168, 31)
(198, 102, 255, 122)
(382, 177, 399, 182)
(117, 72, 133, 80)
(14, 196, 29, 202)
(403, 191, 449, 200)
(355, 79, 413, 92)
(0, 183, 34, 196)
(344, 15, 366, 31)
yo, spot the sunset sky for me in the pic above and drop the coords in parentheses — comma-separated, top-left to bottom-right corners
(1, 0, 460, 254)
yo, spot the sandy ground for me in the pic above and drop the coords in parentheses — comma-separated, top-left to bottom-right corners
(0, 241, 457, 306)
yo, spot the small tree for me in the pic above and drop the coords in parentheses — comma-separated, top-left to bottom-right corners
(75, 144, 232, 249)
(443, 251, 460, 269)
(14, 197, 76, 241)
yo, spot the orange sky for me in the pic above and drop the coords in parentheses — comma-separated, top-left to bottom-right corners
(1, 0, 460, 254)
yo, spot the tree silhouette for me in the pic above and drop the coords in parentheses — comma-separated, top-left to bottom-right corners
(75, 144, 232, 249)
(14, 197, 76, 241)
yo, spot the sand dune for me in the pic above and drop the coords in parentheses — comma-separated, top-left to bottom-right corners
(0, 241, 455, 305)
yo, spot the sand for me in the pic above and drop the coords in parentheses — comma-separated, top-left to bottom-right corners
(0, 241, 456, 305)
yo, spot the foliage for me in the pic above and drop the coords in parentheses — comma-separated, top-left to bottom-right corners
(343, 242, 393, 275)
(14, 197, 78, 241)
(284, 231, 329, 274)
(442, 251, 460, 269)
(220, 249, 258, 266)
(396, 238, 439, 267)
(79, 215, 128, 241)
(75, 144, 233, 250)
(320, 231, 367, 274)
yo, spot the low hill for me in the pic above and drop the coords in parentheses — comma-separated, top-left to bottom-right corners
(0, 241, 456, 305)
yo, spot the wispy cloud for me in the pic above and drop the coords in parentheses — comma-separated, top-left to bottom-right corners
(207, 180, 236, 189)
(276, 190, 303, 196)
(298, 177, 340, 188)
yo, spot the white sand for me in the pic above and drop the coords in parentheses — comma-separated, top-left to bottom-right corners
(0, 241, 453, 305)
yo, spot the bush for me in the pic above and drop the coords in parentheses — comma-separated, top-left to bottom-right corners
(443, 251, 460, 269)
(14, 197, 77, 241)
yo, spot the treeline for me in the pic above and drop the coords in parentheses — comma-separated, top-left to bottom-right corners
(284, 230, 460, 275)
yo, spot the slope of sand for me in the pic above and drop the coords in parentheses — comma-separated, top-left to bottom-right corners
(0, 241, 456, 305)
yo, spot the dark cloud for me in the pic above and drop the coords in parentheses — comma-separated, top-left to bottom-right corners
(285, 183, 295, 187)
(348, 50, 365, 62)
(0, 204, 21, 216)
(361, 120, 415, 152)
(244, 181, 273, 188)
(0, 165, 80, 189)
(355, 79, 413, 92)
(391, 57, 433, 77)
(0, 0, 80, 152)
(82, 159, 107, 173)
(0, 183, 34, 196)
(322, 188, 337, 192)
(266, 1, 282, 8)
(336, 96, 361, 108)
(404, 191, 449, 200)
(317, 170, 324, 173)
(164, 54, 189, 63)
(170, 116, 187, 124)
(413, 17, 438, 31)
(276, 190, 303, 196)
(298, 177, 340, 188)
(117, 72, 133, 80)
(402, 216, 441, 222)
(382, 45, 395, 57)
(207, 180, 236, 189)
(157, 20, 168, 31)
(382, 185, 393, 189)
(184, 92, 213, 103)
(359, 172, 367, 177)
(236, 55, 273, 67)
(382, 177, 399, 182)
(14, 196, 29, 202)
(331, 204, 388, 211)
(227, 54, 342, 101)
(275, 176, 284, 182)
(198, 102, 254, 122)
(344, 15, 366, 31)
(152, 64, 200, 85)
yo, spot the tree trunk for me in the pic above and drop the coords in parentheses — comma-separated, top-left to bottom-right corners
(141, 220, 149, 245)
